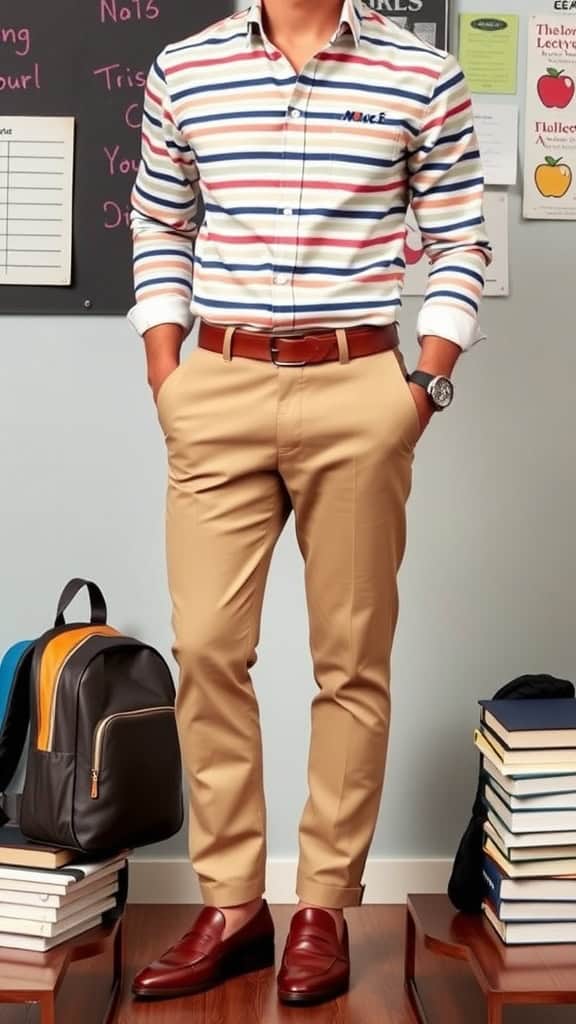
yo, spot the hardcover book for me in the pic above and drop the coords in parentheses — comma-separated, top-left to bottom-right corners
(484, 816, 576, 860)
(0, 894, 117, 937)
(0, 826, 76, 869)
(474, 728, 576, 776)
(483, 899, 576, 944)
(484, 782, 576, 833)
(479, 699, 576, 749)
(482, 853, 576, 902)
(482, 755, 576, 797)
(0, 914, 104, 952)
(483, 835, 576, 878)
(0, 853, 127, 895)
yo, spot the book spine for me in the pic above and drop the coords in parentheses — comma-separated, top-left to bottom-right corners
(482, 855, 503, 904)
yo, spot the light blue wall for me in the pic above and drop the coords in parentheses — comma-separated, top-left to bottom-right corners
(1, 0, 575, 865)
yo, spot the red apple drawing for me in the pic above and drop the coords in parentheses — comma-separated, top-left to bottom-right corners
(537, 68, 575, 109)
(404, 223, 424, 265)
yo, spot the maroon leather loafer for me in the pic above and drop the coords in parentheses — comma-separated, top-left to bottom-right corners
(132, 898, 275, 999)
(277, 907, 350, 1005)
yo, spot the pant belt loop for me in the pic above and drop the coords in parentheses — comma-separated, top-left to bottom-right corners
(222, 325, 235, 362)
(336, 328, 350, 365)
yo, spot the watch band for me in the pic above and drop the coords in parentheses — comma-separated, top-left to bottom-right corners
(408, 370, 435, 390)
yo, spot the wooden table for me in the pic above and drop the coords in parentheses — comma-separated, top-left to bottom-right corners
(0, 916, 123, 1024)
(404, 893, 576, 1024)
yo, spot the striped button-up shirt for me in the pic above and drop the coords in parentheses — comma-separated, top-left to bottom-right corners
(127, 0, 492, 350)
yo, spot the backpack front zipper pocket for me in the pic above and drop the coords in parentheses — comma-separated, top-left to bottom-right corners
(90, 706, 175, 799)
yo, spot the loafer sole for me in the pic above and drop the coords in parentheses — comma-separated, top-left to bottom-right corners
(277, 976, 350, 1005)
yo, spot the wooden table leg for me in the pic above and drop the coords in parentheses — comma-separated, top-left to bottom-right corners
(404, 903, 428, 1024)
(40, 994, 56, 1024)
(404, 903, 416, 989)
(103, 918, 124, 1024)
(487, 993, 503, 1024)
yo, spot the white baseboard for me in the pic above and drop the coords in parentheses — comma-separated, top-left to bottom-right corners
(127, 857, 452, 904)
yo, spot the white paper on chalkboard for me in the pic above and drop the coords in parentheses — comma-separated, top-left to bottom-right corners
(0, 116, 75, 287)
(402, 191, 509, 298)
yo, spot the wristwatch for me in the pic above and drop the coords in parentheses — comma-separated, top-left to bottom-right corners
(407, 370, 454, 411)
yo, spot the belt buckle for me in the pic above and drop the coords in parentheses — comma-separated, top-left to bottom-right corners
(269, 337, 307, 367)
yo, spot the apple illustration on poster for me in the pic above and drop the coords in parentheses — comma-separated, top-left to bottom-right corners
(404, 218, 424, 265)
(537, 68, 575, 109)
(535, 156, 572, 198)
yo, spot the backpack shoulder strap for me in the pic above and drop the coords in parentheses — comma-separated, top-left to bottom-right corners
(0, 641, 35, 825)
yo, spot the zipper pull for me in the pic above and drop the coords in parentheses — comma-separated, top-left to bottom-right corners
(90, 769, 99, 799)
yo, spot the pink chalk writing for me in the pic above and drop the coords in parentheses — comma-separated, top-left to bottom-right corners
(104, 200, 132, 229)
(0, 26, 31, 57)
(125, 103, 141, 129)
(104, 145, 140, 175)
(93, 64, 146, 91)
(100, 0, 160, 24)
(0, 63, 40, 90)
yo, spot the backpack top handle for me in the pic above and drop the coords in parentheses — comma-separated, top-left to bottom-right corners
(55, 579, 108, 627)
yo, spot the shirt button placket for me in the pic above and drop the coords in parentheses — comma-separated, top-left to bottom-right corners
(272, 95, 301, 327)
(273, 90, 310, 329)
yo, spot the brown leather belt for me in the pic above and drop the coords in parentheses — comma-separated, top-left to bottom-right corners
(198, 321, 399, 365)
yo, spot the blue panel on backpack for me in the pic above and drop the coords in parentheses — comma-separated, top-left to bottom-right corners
(0, 643, 33, 726)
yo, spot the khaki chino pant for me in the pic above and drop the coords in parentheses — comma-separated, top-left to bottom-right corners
(156, 325, 420, 909)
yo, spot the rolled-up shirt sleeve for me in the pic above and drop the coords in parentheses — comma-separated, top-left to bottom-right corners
(126, 49, 200, 338)
(407, 53, 492, 351)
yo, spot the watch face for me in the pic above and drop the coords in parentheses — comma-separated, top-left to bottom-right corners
(429, 376, 454, 409)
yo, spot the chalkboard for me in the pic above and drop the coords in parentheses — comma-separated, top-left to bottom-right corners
(0, 0, 234, 315)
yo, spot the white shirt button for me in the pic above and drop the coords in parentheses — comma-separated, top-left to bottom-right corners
(274, 273, 289, 285)
(290, 108, 302, 119)
(283, 208, 293, 216)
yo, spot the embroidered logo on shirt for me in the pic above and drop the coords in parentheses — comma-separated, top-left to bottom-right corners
(341, 110, 389, 124)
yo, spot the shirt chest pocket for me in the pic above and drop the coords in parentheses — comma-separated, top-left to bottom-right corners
(327, 113, 406, 186)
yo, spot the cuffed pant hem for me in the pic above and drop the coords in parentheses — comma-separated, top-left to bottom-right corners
(199, 878, 266, 907)
(296, 874, 366, 908)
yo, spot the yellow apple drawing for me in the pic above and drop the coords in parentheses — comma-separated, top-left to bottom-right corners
(535, 156, 572, 198)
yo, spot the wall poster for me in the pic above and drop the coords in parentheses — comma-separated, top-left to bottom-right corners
(524, 15, 576, 219)
(362, 0, 449, 49)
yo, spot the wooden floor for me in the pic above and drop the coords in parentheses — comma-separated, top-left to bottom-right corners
(1, 904, 575, 1023)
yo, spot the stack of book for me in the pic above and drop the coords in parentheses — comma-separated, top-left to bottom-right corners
(474, 698, 576, 945)
(0, 824, 126, 951)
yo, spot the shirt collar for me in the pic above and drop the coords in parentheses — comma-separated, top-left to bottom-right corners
(337, 0, 362, 47)
(246, 1, 264, 46)
(246, 0, 362, 50)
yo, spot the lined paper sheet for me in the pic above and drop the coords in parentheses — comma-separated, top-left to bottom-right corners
(403, 191, 509, 298)
(0, 116, 75, 286)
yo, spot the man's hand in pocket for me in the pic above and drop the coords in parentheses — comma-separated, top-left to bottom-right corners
(143, 324, 186, 403)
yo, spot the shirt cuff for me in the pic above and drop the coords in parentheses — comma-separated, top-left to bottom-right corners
(416, 304, 487, 352)
(126, 296, 195, 338)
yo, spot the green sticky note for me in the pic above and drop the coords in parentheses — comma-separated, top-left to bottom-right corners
(459, 14, 519, 94)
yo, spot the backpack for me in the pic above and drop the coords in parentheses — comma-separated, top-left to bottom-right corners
(0, 578, 184, 856)
(447, 673, 575, 913)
